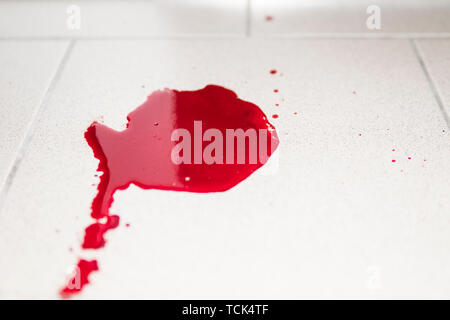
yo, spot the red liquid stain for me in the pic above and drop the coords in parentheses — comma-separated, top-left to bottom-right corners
(272, 114, 279, 119)
(85, 84, 278, 222)
(269, 69, 277, 75)
(60, 259, 98, 298)
(392, 160, 396, 163)
(265, 15, 274, 22)
(62, 85, 279, 297)
(83, 215, 119, 249)
(273, 89, 279, 93)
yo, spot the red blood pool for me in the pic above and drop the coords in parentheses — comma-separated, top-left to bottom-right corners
(85, 84, 278, 223)
(269, 69, 277, 75)
(62, 85, 279, 297)
(60, 259, 98, 298)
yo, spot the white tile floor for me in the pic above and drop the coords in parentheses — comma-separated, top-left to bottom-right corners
(0, 0, 246, 38)
(252, 0, 450, 36)
(1, 1, 450, 299)
(416, 40, 450, 117)
(0, 41, 69, 196)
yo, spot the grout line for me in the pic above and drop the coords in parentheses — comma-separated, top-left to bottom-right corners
(1, 34, 450, 41)
(0, 40, 75, 212)
(0, 35, 247, 41)
(249, 33, 450, 39)
(246, 0, 251, 37)
(410, 39, 450, 129)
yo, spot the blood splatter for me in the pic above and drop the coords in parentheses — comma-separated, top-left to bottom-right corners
(272, 114, 279, 119)
(270, 69, 277, 75)
(62, 85, 279, 297)
(60, 259, 99, 298)
(265, 15, 274, 22)
(83, 215, 119, 249)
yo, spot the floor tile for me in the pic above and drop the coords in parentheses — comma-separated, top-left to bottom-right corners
(0, 40, 69, 193)
(1, 39, 450, 299)
(251, 0, 450, 36)
(0, 0, 246, 38)
(416, 40, 450, 119)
